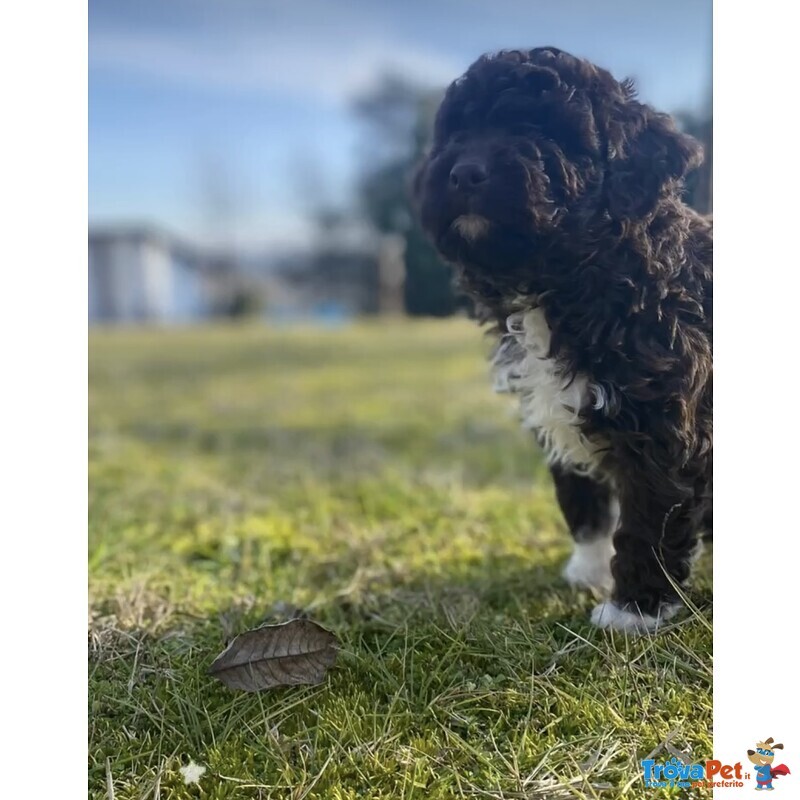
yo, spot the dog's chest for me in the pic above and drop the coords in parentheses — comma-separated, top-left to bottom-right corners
(491, 308, 606, 473)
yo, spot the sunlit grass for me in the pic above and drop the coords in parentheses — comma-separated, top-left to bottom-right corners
(89, 319, 712, 799)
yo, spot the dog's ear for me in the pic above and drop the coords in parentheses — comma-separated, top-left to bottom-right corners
(606, 110, 703, 220)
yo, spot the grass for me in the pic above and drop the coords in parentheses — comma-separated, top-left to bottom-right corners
(89, 318, 712, 799)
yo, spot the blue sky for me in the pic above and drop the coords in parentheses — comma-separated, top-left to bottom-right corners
(89, 0, 712, 251)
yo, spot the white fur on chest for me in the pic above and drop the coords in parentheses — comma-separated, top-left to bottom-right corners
(492, 307, 606, 474)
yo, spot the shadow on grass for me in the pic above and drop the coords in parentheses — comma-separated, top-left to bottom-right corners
(89, 525, 713, 798)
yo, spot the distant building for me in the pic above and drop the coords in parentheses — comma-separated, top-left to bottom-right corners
(89, 226, 217, 324)
(88, 221, 406, 325)
(270, 219, 406, 321)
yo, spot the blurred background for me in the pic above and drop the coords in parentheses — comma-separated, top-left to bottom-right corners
(88, 0, 711, 325)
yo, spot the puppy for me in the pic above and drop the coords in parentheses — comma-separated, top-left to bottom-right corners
(413, 47, 712, 632)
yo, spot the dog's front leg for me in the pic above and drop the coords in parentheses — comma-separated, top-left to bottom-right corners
(552, 464, 618, 593)
(589, 466, 706, 633)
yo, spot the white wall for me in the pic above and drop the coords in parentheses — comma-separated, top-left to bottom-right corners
(170, 253, 208, 321)
(88, 236, 210, 324)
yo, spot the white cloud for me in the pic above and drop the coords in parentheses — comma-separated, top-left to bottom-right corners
(89, 27, 461, 105)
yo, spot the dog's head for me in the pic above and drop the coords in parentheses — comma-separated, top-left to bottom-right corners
(413, 47, 703, 284)
(747, 739, 784, 767)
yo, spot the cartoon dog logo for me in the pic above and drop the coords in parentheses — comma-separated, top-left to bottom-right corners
(747, 738, 791, 790)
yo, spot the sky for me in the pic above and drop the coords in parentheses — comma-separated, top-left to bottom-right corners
(89, 0, 712, 252)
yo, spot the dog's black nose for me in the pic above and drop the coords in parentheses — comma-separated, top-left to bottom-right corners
(449, 161, 488, 192)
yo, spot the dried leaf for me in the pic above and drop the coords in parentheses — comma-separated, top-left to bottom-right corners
(209, 618, 338, 692)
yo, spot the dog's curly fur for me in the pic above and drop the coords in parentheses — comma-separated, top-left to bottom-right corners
(413, 47, 712, 629)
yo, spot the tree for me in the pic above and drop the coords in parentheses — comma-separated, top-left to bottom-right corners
(675, 107, 713, 214)
(353, 75, 469, 317)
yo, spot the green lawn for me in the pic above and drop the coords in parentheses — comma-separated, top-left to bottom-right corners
(89, 319, 712, 799)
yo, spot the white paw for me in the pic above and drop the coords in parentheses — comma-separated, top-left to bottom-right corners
(562, 538, 614, 592)
(590, 601, 682, 633)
